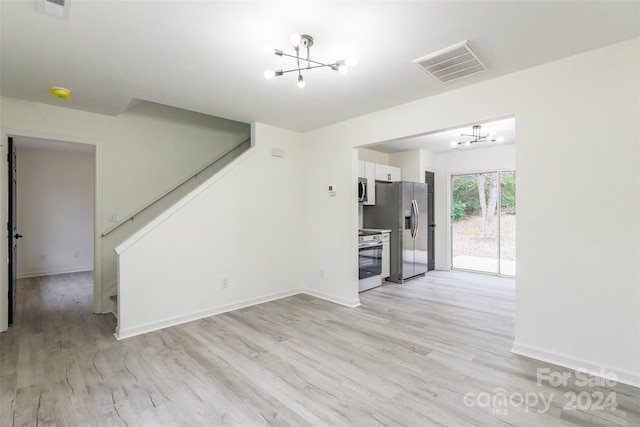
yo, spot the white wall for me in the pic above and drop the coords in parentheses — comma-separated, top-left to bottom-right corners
(2, 37, 638, 387)
(302, 38, 640, 386)
(511, 41, 639, 384)
(357, 147, 389, 164)
(16, 147, 94, 277)
(0, 97, 251, 327)
(114, 123, 305, 338)
(421, 150, 436, 174)
(303, 140, 362, 308)
(388, 150, 422, 182)
(386, 149, 436, 184)
(1, 99, 250, 230)
(434, 144, 516, 270)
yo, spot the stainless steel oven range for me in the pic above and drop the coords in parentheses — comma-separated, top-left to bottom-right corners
(358, 230, 382, 292)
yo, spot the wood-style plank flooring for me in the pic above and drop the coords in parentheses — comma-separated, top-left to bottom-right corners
(1, 271, 639, 426)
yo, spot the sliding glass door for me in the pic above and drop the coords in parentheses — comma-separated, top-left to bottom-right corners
(451, 170, 516, 276)
(499, 170, 516, 275)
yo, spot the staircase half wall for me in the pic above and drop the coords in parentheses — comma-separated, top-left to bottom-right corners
(114, 123, 304, 339)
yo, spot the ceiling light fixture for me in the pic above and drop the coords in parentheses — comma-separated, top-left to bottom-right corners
(264, 33, 356, 88)
(451, 125, 504, 147)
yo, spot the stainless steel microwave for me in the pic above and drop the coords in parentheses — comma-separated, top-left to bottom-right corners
(358, 177, 368, 203)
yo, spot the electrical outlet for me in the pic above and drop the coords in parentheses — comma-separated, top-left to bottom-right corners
(39, 255, 46, 262)
(320, 269, 325, 278)
(73, 250, 80, 259)
(221, 278, 228, 289)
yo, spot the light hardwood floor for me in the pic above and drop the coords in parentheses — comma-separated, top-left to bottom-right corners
(1, 271, 638, 426)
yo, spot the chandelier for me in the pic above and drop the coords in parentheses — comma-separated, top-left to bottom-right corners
(264, 33, 357, 88)
(451, 125, 504, 147)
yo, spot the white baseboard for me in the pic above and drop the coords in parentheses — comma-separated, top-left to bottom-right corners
(115, 288, 303, 340)
(302, 289, 361, 308)
(115, 287, 362, 340)
(512, 341, 640, 388)
(18, 266, 93, 279)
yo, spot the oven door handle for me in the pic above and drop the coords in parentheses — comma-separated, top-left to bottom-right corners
(359, 242, 383, 249)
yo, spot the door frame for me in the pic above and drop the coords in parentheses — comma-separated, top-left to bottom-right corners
(425, 170, 435, 271)
(1, 128, 103, 331)
(448, 168, 516, 277)
(8, 137, 17, 324)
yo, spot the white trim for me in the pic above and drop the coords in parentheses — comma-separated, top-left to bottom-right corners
(302, 289, 361, 308)
(115, 146, 256, 255)
(512, 342, 640, 388)
(115, 288, 361, 340)
(115, 288, 302, 340)
(446, 171, 453, 270)
(0, 127, 103, 329)
(449, 166, 517, 178)
(93, 141, 104, 313)
(17, 267, 93, 279)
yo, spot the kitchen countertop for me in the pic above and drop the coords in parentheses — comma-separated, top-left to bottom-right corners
(360, 228, 392, 234)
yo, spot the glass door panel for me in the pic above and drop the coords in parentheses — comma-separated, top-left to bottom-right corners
(499, 170, 516, 276)
(451, 173, 499, 274)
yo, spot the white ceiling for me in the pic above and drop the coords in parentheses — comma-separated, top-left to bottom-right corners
(1, 1, 639, 134)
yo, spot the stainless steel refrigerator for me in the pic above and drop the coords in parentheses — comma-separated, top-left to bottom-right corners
(363, 181, 428, 283)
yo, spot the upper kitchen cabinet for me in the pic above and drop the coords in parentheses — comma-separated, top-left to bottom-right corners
(358, 160, 366, 178)
(364, 162, 376, 205)
(358, 160, 376, 205)
(375, 164, 402, 182)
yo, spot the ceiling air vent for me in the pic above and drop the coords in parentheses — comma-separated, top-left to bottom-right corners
(38, 0, 71, 19)
(413, 41, 487, 83)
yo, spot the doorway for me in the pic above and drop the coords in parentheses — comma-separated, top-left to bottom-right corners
(425, 171, 435, 271)
(7, 136, 97, 326)
(450, 169, 516, 276)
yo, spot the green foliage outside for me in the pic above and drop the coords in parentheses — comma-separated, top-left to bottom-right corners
(452, 175, 481, 218)
(500, 171, 516, 214)
(452, 171, 516, 221)
(452, 200, 467, 221)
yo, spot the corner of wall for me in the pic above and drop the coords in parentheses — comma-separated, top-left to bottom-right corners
(115, 122, 307, 338)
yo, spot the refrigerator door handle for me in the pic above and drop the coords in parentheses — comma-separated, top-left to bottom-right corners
(410, 200, 414, 238)
(413, 199, 420, 237)
(411, 199, 418, 239)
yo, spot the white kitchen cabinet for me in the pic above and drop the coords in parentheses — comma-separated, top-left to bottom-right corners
(389, 166, 401, 182)
(375, 164, 402, 182)
(358, 160, 376, 205)
(364, 162, 376, 205)
(381, 232, 390, 279)
(358, 160, 366, 178)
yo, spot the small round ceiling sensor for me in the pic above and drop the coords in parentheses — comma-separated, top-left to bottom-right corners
(50, 87, 71, 100)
